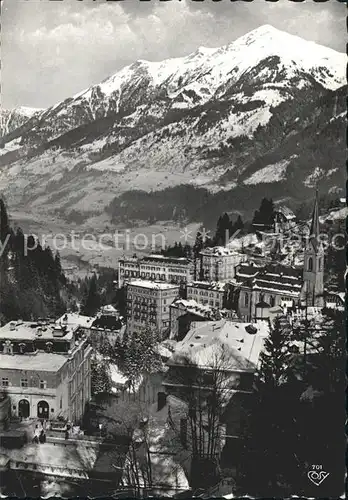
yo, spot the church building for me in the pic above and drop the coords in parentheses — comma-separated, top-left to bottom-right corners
(234, 192, 324, 320)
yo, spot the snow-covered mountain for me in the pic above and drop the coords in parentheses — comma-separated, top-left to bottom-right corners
(0, 106, 43, 138)
(0, 25, 345, 224)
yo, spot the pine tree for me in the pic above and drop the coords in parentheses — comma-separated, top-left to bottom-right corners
(238, 317, 298, 496)
(0, 198, 11, 244)
(214, 213, 230, 246)
(258, 316, 293, 391)
(123, 326, 162, 392)
(81, 274, 101, 316)
(91, 359, 112, 394)
(253, 198, 275, 229)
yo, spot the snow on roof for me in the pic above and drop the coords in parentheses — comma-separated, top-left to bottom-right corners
(188, 281, 227, 292)
(227, 233, 259, 250)
(0, 352, 68, 372)
(100, 304, 117, 313)
(4, 441, 98, 473)
(56, 313, 95, 329)
(171, 299, 214, 317)
(142, 254, 191, 264)
(0, 320, 74, 342)
(169, 320, 269, 370)
(275, 206, 296, 220)
(200, 246, 240, 257)
(128, 279, 180, 290)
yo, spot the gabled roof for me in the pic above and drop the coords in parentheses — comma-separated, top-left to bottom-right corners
(275, 206, 296, 220)
(167, 319, 269, 371)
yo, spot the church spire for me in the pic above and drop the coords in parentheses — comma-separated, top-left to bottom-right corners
(309, 188, 320, 241)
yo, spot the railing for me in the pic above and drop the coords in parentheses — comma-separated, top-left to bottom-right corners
(10, 459, 89, 479)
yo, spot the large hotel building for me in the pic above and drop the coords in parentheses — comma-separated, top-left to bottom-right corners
(118, 254, 194, 287)
(0, 319, 92, 423)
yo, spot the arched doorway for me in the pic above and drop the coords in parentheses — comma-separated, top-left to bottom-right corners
(18, 399, 30, 418)
(37, 400, 49, 419)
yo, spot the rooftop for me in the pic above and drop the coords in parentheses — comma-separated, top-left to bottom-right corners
(168, 319, 269, 371)
(274, 206, 296, 220)
(128, 279, 180, 290)
(142, 254, 191, 265)
(200, 246, 240, 257)
(0, 320, 74, 342)
(0, 352, 68, 372)
(171, 299, 215, 318)
(188, 281, 227, 292)
(56, 313, 95, 329)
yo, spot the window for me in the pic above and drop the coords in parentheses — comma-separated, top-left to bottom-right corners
(2, 378, 9, 387)
(270, 296, 275, 307)
(244, 293, 249, 307)
(318, 258, 322, 271)
(308, 257, 313, 272)
(21, 379, 28, 388)
(40, 380, 47, 389)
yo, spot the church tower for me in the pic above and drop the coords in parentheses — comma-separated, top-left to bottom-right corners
(302, 190, 324, 306)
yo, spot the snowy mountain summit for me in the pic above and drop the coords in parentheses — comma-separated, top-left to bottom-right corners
(0, 25, 345, 222)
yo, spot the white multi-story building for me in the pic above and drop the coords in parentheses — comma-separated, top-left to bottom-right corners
(199, 246, 246, 282)
(0, 320, 92, 424)
(126, 280, 180, 338)
(186, 281, 228, 310)
(118, 254, 194, 287)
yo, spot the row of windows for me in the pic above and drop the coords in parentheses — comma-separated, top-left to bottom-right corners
(199, 300, 221, 307)
(188, 289, 221, 297)
(243, 292, 292, 307)
(2, 378, 47, 389)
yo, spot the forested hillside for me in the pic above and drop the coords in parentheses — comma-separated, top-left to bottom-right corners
(0, 199, 69, 323)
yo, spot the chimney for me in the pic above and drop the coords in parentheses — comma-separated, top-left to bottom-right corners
(157, 392, 167, 412)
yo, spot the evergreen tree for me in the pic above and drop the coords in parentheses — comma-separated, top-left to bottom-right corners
(258, 316, 293, 391)
(214, 213, 230, 246)
(0, 200, 69, 322)
(81, 274, 101, 316)
(234, 215, 244, 233)
(91, 359, 112, 394)
(253, 198, 275, 229)
(0, 198, 11, 244)
(123, 326, 162, 392)
(238, 317, 298, 496)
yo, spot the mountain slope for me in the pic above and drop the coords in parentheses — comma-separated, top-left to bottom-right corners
(0, 107, 43, 138)
(0, 25, 345, 224)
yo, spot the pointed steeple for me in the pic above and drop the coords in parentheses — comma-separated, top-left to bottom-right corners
(310, 188, 320, 237)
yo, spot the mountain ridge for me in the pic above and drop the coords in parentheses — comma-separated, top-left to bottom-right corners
(0, 25, 345, 225)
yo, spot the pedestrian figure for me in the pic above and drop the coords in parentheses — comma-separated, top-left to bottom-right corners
(39, 430, 46, 444)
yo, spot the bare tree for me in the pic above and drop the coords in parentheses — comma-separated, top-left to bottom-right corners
(166, 340, 246, 488)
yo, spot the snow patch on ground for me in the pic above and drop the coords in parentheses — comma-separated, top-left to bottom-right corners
(244, 158, 292, 185)
(0, 137, 22, 156)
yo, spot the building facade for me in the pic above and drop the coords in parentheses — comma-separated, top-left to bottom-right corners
(118, 254, 194, 287)
(169, 299, 216, 341)
(199, 247, 246, 282)
(186, 281, 228, 309)
(235, 263, 303, 322)
(0, 320, 92, 423)
(126, 280, 180, 338)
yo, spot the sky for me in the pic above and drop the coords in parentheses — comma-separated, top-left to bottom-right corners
(2, 0, 346, 109)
